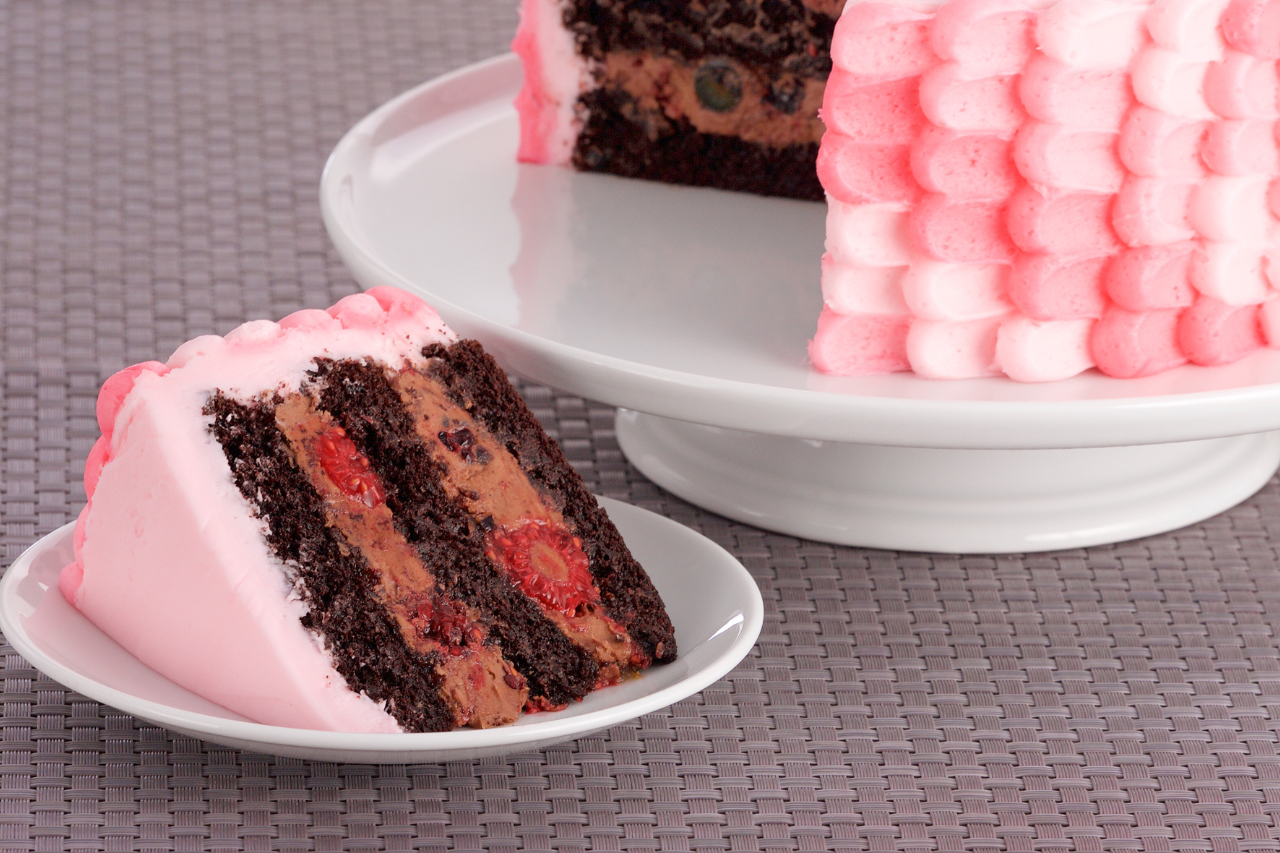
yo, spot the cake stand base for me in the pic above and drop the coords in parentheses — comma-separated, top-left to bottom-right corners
(615, 411, 1280, 553)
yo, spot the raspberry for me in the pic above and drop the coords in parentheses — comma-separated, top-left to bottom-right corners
(486, 520, 597, 616)
(316, 427, 386, 508)
(412, 592, 480, 652)
(438, 426, 485, 462)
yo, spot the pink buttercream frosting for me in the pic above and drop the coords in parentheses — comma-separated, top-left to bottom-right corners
(62, 287, 456, 732)
(812, 0, 1280, 380)
(513, 0, 594, 165)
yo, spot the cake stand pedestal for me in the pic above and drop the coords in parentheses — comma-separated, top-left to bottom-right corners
(617, 413, 1280, 553)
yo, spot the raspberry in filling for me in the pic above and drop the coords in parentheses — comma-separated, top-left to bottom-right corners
(486, 519, 597, 616)
(409, 591, 484, 654)
(316, 427, 385, 508)
(438, 426, 487, 462)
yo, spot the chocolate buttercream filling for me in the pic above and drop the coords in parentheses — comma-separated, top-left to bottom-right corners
(596, 51, 825, 148)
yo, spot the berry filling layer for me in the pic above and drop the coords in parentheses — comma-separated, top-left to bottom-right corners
(392, 368, 647, 685)
(273, 393, 528, 729)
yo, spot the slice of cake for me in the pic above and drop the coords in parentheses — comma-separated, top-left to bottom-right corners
(61, 287, 676, 733)
(515, 0, 1280, 382)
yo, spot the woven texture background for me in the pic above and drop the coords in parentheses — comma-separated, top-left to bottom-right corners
(5, 1, 1280, 850)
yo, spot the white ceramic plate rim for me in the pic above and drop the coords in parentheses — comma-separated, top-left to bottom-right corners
(320, 54, 1280, 449)
(0, 497, 762, 760)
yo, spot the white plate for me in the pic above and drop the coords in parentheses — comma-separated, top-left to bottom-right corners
(319, 53, 1280, 451)
(0, 497, 762, 762)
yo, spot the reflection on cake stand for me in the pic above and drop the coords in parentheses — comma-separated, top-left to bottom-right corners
(320, 54, 1280, 553)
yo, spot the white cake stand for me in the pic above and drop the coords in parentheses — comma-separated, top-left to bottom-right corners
(320, 54, 1280, 554)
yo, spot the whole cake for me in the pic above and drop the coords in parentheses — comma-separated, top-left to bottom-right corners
(514, 0, 1280, 381)
(61, 287, 676, 733)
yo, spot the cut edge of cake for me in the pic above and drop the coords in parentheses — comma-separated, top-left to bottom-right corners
(513, 0, 839, 200)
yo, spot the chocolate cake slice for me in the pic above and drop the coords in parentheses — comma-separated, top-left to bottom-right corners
(515, 0, 842, 200)
(60, 287, 676, 733)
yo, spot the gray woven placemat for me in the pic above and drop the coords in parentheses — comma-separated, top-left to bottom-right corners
(4, 1, 1280, 850)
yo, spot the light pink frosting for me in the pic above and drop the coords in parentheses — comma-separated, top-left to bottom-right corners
(812, 0, 1280, 380)
(62, 287, 456, 732)
(512, 0, 593, 165)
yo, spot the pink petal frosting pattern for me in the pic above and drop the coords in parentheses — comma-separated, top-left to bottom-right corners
(61, 287, 456, 733)
(811, 0, 1280, 380)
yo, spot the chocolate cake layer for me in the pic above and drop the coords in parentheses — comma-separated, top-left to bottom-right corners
(574, 87, 824, 200)
(205, 393, 460, 733)
(564, 0, 839, 79)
